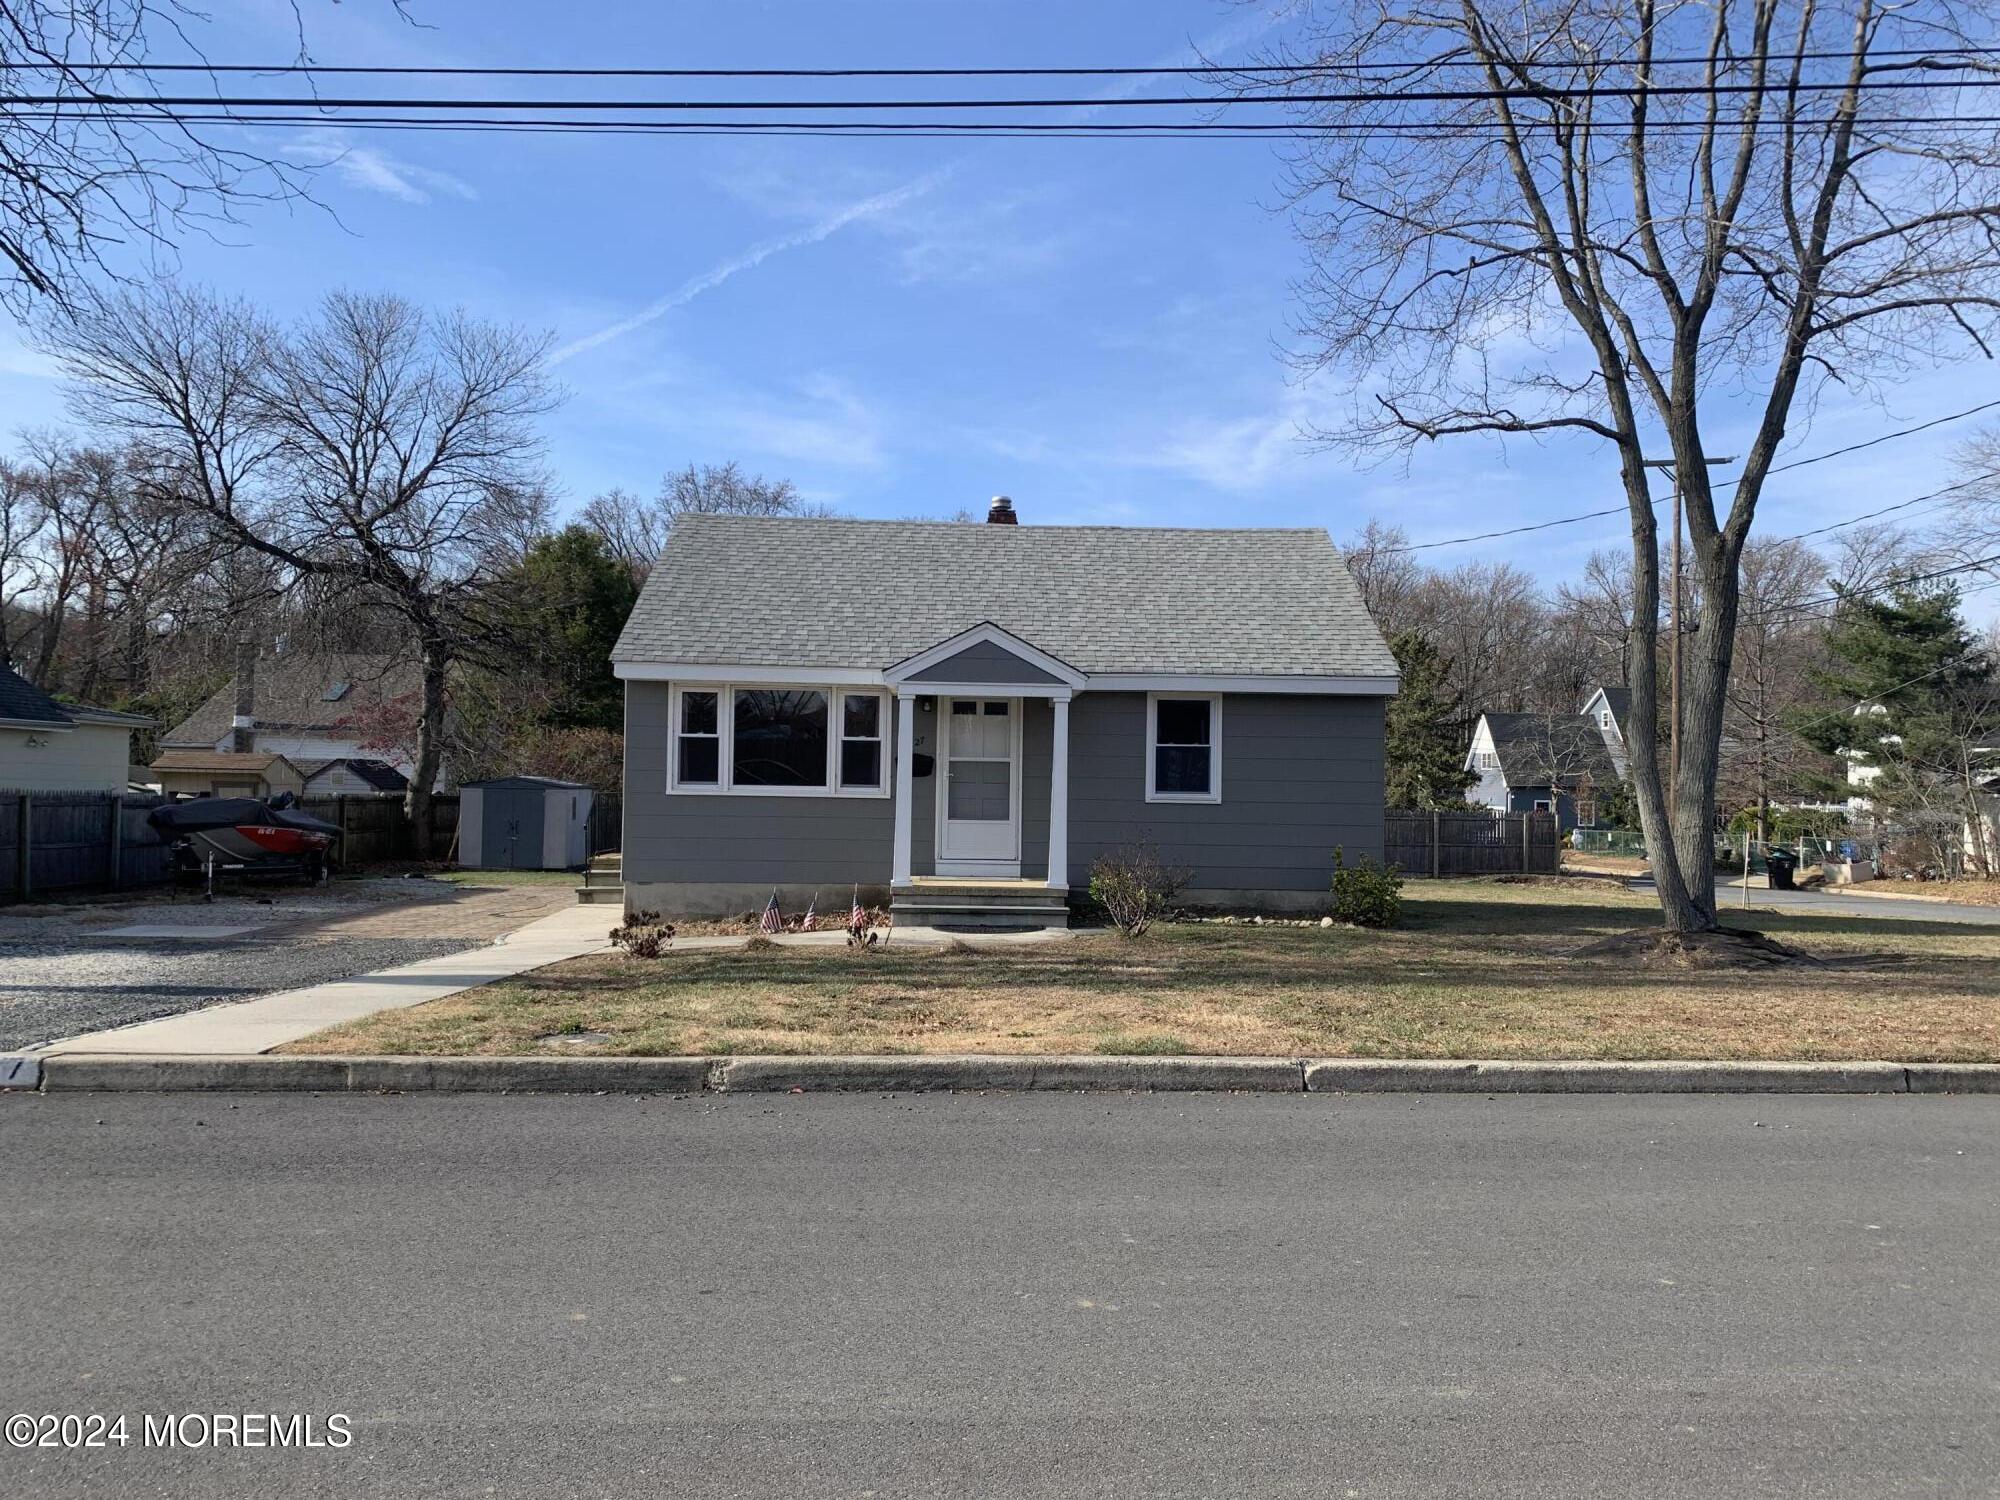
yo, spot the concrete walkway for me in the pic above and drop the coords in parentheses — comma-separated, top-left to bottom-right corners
(36, 903, 622, 1058)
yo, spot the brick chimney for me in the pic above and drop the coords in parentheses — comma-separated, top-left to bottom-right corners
(231, 639, 257, 753)
(987, 495, 1018, 525)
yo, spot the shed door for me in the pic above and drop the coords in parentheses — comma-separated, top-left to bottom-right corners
(483, 788, 542, 869)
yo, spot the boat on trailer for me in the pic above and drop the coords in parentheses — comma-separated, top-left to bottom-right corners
(148, 795, 343, 895)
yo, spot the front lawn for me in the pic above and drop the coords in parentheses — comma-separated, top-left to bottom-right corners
(287, 879, 2000, 1062)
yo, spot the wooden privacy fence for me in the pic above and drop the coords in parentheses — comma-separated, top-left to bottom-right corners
(0, 785, 620, 901)
(0, 791, 172, 901)
(1385, 809, 1561, 877)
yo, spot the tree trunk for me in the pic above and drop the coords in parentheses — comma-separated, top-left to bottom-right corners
(405, 637, 450, 860)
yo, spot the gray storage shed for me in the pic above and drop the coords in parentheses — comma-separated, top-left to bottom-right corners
(459, 775, 593, 870)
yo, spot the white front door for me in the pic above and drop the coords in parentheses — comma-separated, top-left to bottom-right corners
(937, 697, 1021, 875)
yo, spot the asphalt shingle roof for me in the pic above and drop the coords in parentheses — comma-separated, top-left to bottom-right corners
(1484, 712, 1622, 788)
(163, 653, 419, 748)
(0, 662, 72, 726)
(613, 515, 1397, 678)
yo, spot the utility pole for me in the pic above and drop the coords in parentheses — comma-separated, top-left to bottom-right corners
(1640, 455, 1736, 828)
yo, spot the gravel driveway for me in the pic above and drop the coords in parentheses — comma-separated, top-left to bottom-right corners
(0, 876, 573, 1052)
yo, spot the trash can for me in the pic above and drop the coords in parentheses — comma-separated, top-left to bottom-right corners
(1766, 846, 1798, 891)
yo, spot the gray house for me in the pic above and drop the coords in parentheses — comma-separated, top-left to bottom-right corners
(611, 504, 1399, 924)
(1464, 685, 1627, 831)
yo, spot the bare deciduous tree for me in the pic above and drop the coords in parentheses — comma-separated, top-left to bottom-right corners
(582, 462, 837, 577)
(0, 2, 414, 314)
(48, 283, 558, 852)
(1260, 1, 2000, 934)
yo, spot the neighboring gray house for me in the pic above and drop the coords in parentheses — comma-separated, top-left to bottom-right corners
(610, 504, 1399, 923)
(1465, 685, 1627, 831)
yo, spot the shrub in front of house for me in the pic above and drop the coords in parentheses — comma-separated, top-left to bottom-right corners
(1089, 843, 1193, 937)
(1330, 847, 1402, 928)
(611, 911, 674, 959)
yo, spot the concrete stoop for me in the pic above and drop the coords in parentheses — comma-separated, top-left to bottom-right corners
(576, 855, 624, 907)
(890, 882, 1071, 932)
(12, 1054, 1999, 1095)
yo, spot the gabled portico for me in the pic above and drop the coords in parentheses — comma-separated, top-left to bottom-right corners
(883, 622, 1084, 891)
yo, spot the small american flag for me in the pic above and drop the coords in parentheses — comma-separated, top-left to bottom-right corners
(759, 891, 783, 935)
(850, 884, 865, 930)
(799, 892, 818, 932)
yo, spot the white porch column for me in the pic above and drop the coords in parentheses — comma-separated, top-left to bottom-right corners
(1049, 694, 1070, 889)
(892, 690, 915, 887)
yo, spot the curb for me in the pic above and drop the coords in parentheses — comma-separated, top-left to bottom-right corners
(15, 1053, 2000, 1095)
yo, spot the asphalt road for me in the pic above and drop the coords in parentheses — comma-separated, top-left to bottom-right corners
(1692, 881, 2000, 926)
(3, 1092, 1995, 1498)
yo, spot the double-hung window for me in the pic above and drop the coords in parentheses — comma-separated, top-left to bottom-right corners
(671, 685, 887, 796)
(676, 690, 721, 786)
(1146, 693, 1221, 803)
(839, 693, 884, 789)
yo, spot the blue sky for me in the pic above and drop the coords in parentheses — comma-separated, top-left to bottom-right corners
(1, 0, 1994, 600)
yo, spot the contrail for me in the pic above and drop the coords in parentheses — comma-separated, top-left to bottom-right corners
(550, 166, 954, 364)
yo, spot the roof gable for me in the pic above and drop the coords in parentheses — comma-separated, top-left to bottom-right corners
(613, 516, 1397, 682)
(1481, 712, 1621, 788)
(887, 623, 1084, 689)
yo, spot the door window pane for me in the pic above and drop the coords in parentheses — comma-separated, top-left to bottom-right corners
(733, 689, 828, 787)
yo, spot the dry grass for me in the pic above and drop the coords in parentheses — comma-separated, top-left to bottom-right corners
(288, 879, 2000, 1063)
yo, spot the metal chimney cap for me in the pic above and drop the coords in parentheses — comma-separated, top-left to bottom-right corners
(987, 495, 1018, 525)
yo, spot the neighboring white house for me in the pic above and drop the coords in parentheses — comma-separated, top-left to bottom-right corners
(0, 662, 154, 795)
(161, 648, 439, 785)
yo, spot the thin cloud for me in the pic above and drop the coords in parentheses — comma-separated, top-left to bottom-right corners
(288, 130, 478, 205)
(551, 167, 955, 365)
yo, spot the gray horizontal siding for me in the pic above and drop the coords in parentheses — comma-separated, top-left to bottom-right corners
(623, 683, 1386, 898)
(906, 639, 1063, 685)
(623, 680, 894, 886)
(1065, 692, 1385, 891)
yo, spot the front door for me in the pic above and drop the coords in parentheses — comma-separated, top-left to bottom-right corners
(937, 697, 1020, 875)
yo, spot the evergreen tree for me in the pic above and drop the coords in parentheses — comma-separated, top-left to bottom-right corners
(1384, 630, 1478, 809)
(493, 526, 639, 732)
(1793, 586, 2000, 873)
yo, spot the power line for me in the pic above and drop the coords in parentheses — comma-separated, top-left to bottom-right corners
(6, 72, 2000, 113)
(1770, 474, 1995, 543)
(1392, 398, 2000, 556)
(11, 108, 2000, 142)
(6, 46, 2000, 77)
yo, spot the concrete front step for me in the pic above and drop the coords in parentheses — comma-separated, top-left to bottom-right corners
(582, 867, 623, 888)
(588, 852, 622, 872)
(891, 899, 1071, 932)
(575, 884, 625, 906)
(896, 886, 1068, 909)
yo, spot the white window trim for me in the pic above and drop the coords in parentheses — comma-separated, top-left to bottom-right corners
(668, 684, 891, 798)
(838, 691, 887, 791)
(1145, 692, 1222, 805)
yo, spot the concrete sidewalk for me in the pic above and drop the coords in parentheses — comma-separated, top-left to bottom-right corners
(35, 904, 622, 1058)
